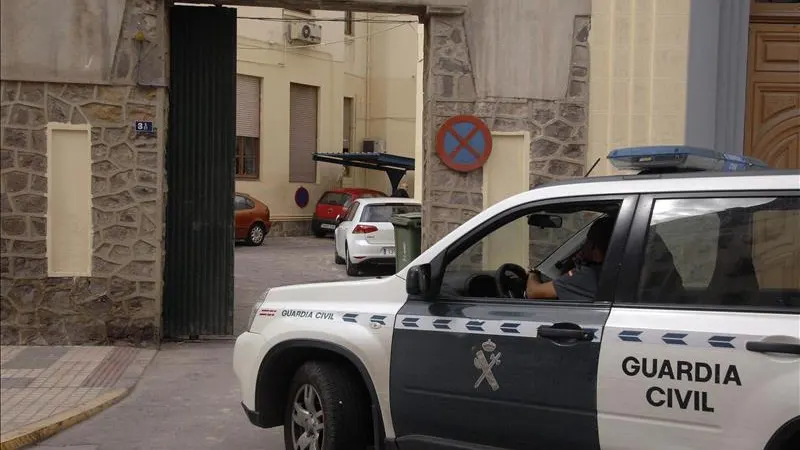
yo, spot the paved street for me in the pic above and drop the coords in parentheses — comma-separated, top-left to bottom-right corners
(32, 236, 383, 450)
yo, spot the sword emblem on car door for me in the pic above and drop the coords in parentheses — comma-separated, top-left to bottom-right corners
(474, 339, 502, 391)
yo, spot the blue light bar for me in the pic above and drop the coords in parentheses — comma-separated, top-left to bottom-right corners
(607, 146, 769, 174)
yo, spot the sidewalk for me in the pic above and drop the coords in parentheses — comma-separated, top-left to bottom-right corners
(0, 345, 156, 450)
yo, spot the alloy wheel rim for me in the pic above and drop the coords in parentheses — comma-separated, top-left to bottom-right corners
(250, 226, 264, 243)
(291, 384, 324, 450)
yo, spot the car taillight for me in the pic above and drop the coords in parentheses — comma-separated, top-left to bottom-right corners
(352, 224, 378, 234)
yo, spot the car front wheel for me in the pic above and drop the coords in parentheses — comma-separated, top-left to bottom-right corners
(283, 361, 370, 450)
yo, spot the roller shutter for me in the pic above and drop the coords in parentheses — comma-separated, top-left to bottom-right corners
(289, 83, 318, 183)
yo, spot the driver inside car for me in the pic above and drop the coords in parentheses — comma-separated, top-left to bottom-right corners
(524, 215, 615, 301)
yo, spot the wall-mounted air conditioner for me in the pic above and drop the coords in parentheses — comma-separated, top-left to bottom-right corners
(288, 22, 322, 45)
(362, 138, 386, 154)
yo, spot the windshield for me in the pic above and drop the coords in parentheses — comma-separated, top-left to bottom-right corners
(319, 192, 351, 206)
(361, 204, 421, 222)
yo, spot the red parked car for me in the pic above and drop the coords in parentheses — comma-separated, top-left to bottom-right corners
(235, 192, 271, 246)
(311, 187, 386, 237)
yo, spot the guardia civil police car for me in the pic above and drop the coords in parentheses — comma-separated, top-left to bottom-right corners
(234, 146, 800, 450)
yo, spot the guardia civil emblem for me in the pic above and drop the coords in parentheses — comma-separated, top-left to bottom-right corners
(473, 339, 502, 391)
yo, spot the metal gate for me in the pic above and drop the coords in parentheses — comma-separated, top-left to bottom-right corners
(163, 5, 236, 338)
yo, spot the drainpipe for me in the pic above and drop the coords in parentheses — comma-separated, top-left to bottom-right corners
(363, 12, 373, 188)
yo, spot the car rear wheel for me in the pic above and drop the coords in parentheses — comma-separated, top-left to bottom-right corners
(247, 223, 266, 246)
(334, 244, 345, 265)
(345, 245, 358, 276)
(283, 361, 370, 450)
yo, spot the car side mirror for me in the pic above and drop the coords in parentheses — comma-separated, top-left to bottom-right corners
(528, 214, 563, 229)
(335, 215, 343, 225)
(406, 264, 431, 296)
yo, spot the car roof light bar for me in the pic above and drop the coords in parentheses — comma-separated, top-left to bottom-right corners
(607, 146, 770, 175)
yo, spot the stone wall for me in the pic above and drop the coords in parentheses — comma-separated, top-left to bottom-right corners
(421, 12, 590, 250)
(0, 0, 167, 346)
(0, 82, 165, 345)
(269, 219, 313, 237)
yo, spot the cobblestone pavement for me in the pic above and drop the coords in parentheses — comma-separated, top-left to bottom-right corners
(0, 345, 156, 445)
(29, 236, 390, 449)
(233, 235, 387, 334)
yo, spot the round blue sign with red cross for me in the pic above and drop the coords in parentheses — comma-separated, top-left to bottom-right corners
(436, 115, 493, 172)
(295, 187, 309, 208)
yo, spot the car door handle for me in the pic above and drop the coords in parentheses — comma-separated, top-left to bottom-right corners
(537, 325, 594, 341)
(746, 341, 800, 355)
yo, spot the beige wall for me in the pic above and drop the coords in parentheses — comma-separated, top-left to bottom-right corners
(588, 0, 693, 176)
(233, 7, 420, 223)
(482, 132, 531, 270)
(363, 14, 421, 196)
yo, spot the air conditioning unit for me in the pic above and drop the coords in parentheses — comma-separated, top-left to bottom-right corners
(289, 22, 322, 45)
(362, 138, 386, 153)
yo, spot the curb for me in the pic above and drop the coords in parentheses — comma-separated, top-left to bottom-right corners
(0, 387, 131, 450)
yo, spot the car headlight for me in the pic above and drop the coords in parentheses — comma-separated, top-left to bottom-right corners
(247, 288, 271, 330)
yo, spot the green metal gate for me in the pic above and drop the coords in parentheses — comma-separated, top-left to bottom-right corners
(163, 5, 236, 338)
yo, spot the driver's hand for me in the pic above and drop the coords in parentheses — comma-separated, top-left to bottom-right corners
(527, 269, 542, 284)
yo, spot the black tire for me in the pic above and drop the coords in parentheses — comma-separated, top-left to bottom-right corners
(283, 361, 370, 450)
(345, 245, 358, 276)
(246, 223, 266, 246)
(334, 245, 345, 265)
(311, 220, 327, 238)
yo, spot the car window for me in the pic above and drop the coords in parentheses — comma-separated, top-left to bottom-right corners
(234, 195, 249, 210)
(245, 198, 255, 209)
(442, 200, 622, 301)
(345, 202, 360, 221)
(360, 204, 421, 222)
(448, 209, 606, 274)
(635, 196, 800, 310)
(319, 192, 350, 206)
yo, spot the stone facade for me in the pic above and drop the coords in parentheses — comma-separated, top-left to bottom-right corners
(0, 0, 167, 346)
(421, 13, 590, 250)
(269, 219, 313, 237)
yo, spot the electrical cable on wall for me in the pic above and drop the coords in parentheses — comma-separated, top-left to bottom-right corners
(237, 21, 412, 51)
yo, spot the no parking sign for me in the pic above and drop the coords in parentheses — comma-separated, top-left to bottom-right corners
(435, 115, 493, 172)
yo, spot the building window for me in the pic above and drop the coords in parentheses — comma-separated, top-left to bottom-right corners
(344, 11, 354, 36)
(236, 74, 261, 178)
(287, 8, 312, 15)
(289, 83, 319, 183)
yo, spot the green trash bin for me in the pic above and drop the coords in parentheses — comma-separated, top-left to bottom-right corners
(390, 211, 422, 271)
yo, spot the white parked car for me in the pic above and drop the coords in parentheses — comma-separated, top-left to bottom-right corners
(333, 197, 421, 276)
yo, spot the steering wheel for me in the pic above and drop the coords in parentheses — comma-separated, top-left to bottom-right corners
(494, 263, 529, 298)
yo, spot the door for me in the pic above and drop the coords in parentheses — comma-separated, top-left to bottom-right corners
(598, 192, 800, 450)
(483, 132, 531, 269)
(390, 195, 638, 450)
(163, 5, 236, 338)
(744, 17, 800, 169)
(335, 201, 359, 257)
(234, 195, 249, 239)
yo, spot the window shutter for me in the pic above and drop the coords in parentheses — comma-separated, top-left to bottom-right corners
(237, 75, 260, 138)
(289, 83, 318, 183)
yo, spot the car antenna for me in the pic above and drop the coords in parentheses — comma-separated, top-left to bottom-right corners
(584, 157, 601, 177)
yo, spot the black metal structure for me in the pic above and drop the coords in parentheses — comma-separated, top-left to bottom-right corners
(311, 152, 415, 192)
(163, 5, 237, 338)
